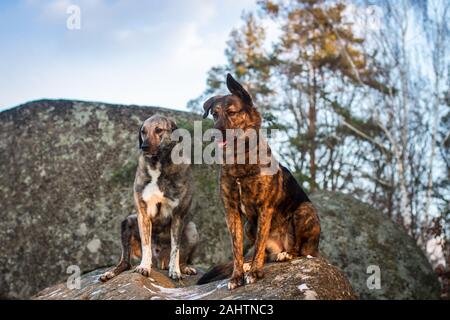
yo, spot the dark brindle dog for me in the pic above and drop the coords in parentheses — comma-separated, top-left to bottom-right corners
(101, 115, 196, 281)
(99, 213, 198, 282)
(198, 74, 321, 289)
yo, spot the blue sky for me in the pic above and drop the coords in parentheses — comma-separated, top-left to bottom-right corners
(0, 0, 257, 111)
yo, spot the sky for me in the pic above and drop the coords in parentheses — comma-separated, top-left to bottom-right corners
(0, 0, 257, 111)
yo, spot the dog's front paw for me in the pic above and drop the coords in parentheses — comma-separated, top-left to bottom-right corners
(244, 270, 264, 285)
(134, 265, 151, 277)
(169, 269, 182, 280)
(182, 266, 197, 275)
(227, 275, 244, 290)
(276, 252, 293, 262)
(99, 271, 115, 282)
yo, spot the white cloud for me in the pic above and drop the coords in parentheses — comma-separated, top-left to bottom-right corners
(1, 0, 257, 110)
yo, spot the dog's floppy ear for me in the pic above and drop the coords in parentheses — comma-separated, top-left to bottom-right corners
(138, 123, 143, 149)
(226, 73, 252, 106)
(169, 118, 178, 132)
(202, 95, 222, 119)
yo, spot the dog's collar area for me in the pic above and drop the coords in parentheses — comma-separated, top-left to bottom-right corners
(145, 156, 160, 168)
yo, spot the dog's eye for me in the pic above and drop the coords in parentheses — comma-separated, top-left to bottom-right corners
(154, 127, 163, 134)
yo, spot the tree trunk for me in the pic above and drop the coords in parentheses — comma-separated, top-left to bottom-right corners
(308, 66, 317, 191)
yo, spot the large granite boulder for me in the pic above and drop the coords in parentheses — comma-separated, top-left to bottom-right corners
(312, 191, 441, 299)
(0, 100, 228, 299)
(0, 100, 440, 299)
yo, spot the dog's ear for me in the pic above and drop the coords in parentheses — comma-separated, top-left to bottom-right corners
(202, 95, 222, 119)
(138, 123, 143, 149)
(169, 118, 178, 132)
(226, 73, 252, 106)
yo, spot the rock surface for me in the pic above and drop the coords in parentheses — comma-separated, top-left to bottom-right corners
(0, 100, 440, 299)
(313, 191, 441, 299)
(0, 100, 228, 299)
(33, 257, 356, 300)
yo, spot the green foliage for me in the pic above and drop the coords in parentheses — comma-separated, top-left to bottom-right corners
(202, 118, 215, 131)
(175, 117, 196, 135)
(262, 112, 288, 131)
(110, 161, 137, 185)
(330, 99, 382, 139)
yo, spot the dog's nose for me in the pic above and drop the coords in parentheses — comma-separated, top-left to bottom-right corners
(140, 142, 150, 151)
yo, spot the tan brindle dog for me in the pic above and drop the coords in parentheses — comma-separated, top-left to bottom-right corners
(198, 74, 321, 290)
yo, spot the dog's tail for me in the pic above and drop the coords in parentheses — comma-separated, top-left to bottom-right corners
(197, 261, 234, 285)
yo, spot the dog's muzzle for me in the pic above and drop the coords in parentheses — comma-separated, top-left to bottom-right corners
(141, 143, 159, 158)
(140, 142, 150, 152)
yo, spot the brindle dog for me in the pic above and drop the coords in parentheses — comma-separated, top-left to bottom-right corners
(99, 213, 198, 282)
(103, 114, 195, 281)
(198, 74, 321, 289)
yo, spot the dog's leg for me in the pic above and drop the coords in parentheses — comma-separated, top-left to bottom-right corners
(265, 236, 293, 263)
(293, 202, 321, 257)
(99, 216, 135, 282)
(179, 221, 198, 275)
(226, 208, 245, 290)
(153, 238, 171, 270)
(168, 214, 183, 280)
(134, 199, 152, 277)
(245, 207, 274, 285)
(221, 182, 245, 290)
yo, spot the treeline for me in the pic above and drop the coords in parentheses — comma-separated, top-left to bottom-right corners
(189, 0, 449, 269)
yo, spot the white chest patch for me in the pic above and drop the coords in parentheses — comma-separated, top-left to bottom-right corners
(141, 164, 179, 219)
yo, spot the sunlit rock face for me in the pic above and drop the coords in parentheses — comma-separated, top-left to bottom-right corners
(0, 100, 440, 299)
